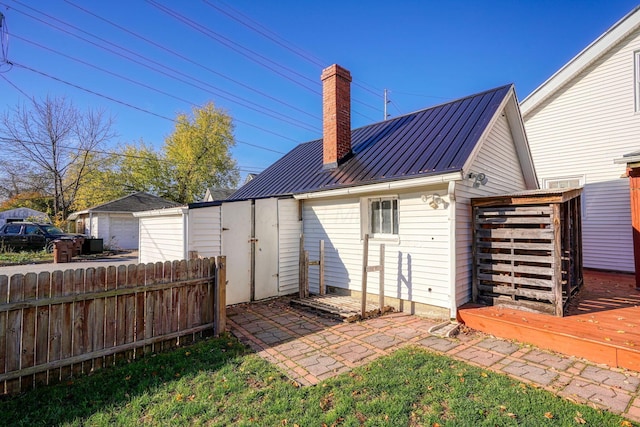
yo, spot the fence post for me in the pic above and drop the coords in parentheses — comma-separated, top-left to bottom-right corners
(319, 240, 325, 295)
(361, 234, 369, 318)
(214, 256, 227, 336)
(379, 244, 385, 309)
(299, 234, 305, 299)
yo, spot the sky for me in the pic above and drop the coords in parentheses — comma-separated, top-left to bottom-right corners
(0, 0, 638, 182)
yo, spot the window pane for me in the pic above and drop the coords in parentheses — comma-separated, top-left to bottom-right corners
(371, 200, 380, 234)
(381, 200, 392, 234)
(393, 199, 398, 234)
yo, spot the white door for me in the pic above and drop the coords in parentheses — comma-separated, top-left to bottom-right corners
(222, 201, 252, 304)
(254, 198, 279, 300)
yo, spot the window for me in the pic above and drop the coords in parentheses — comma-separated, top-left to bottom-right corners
(635, 51, 640, 112)
(543, 177, 582, 189)
(369, 197, 398, 236)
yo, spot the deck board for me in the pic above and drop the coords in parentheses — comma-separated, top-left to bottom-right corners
(459, 270, 640, 370)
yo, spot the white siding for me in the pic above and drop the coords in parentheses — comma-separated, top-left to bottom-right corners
(106, 214, 139, 250)
(523, 27, 640, 272)
(302, 187, 452, 309)
(278, 198, 301, 295)
(188, 206, 222, 257)
(139, 214, 185, 264)
(455, 113, 529, 308)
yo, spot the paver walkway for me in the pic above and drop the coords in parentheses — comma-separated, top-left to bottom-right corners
(228, 297, 640, 422)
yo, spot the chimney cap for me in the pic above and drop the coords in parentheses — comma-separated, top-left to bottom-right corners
(321, 64, 352, 82)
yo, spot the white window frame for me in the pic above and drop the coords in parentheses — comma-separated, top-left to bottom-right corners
(362, 196, 399, 240)
(635, 51, 640, 112)
(542, 175, 586, 218)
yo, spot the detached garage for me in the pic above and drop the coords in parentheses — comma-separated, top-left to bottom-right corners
(68, 192, 179, 250)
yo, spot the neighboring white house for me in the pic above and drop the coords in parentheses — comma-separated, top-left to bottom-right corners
(68, 192, 180, 250)
(520, 6, 640, 273)
(0, 207, 50, 226)
(216, 64, 538, 317)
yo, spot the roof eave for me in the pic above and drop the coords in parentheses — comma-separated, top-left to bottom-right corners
(293, 171, 464, 200)
(520, 6, 640, 117)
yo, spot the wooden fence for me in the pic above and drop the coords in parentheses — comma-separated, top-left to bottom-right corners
(0, 256, 226, 395)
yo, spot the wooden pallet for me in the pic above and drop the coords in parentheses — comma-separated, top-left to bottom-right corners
(290, 294, 394, 322)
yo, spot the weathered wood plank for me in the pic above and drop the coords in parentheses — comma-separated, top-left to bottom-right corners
(477, 284, 554, 302)
(35, 272, 50, 386)
(6, 274, 24, 393)
(72, 268, 85, 376)
(0, 275, 7, 393)
(92, 267, 106, 371)
(103, 266, 117, 367)
(475, 206, 553, 216)
(478, 273, 553, 288)
(476, 241, 553, 251)
(553, 204, 563, 316)
(135, 264, 145, 358)
(48, 271, 63, 383)
(21, 273, 37, 391)
(476, 252, 554, 264)
(476, 295, 556, 315)
(145, 263, 156, 354)
(476, 216, 552, 225)
(478, 263, 554, 276)
(475, 228, 554, 239)
(83, 268, 96, 373)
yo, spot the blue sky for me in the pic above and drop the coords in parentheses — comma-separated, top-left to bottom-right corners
(0, 1, 638, 180)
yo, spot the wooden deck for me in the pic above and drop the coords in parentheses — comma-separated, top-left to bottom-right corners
(458, 270, 640, 370)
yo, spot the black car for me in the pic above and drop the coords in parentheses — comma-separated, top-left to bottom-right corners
(0, 222, 79, 252)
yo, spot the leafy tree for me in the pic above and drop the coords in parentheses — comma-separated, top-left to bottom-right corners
(163, 102, 239, 203)
(0, 96, 116, 219)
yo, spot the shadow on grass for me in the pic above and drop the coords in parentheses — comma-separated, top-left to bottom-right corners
(0, 334, 247, 426)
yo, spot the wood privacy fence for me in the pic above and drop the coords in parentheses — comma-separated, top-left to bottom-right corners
(0, 256, 226, 395)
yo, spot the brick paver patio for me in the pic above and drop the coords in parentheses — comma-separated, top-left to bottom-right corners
(228, 297, 640, 422)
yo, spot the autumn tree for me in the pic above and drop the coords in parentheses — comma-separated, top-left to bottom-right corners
(163, 102, 239, 204)
(0, 96, 116, 220)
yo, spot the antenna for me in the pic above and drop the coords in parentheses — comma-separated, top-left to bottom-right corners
(384, 89, 391, 120)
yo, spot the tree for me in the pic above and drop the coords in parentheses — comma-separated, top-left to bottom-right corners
(0, 96, 116, 220)
(163, 102, 239, 203)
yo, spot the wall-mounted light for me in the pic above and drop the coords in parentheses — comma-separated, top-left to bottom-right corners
(468, 172, 488, 188)
(421, 194, 443, 209)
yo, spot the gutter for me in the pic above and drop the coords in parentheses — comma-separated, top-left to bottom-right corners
(293, 172, 464, 200)
(133, 207, 189, 217)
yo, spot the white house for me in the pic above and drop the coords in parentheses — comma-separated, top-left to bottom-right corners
(214, 64, 538, 317)
(68, 192, 180, 250)
(0, 207, 50, 226)
(520, 6, 640, 273)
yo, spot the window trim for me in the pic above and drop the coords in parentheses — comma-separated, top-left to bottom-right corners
(364, 195, 399, 240)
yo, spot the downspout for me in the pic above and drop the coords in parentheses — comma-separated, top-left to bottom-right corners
(448, 180, 457, 319)
(88, 212, 93, 237)
(250, 200, 256, 301)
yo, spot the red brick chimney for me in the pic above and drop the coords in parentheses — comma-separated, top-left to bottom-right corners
(321, 64, 352, 169)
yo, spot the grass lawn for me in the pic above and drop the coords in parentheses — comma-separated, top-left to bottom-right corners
(0, 249, 52, 266)
(0, 335, 633, 426)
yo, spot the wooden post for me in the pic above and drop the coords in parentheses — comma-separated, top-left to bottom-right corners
(471, 206, 478, 303)
(628, 167, 640, 289)
(361, 234, 369, 318)
(302, 251, 310, 298)
(299, 234, 305, 299)
(214, 256, 226, 336)
(379, 244, 385, 309)
(552, 204, 563, 316)
(319, 240, 325, 295)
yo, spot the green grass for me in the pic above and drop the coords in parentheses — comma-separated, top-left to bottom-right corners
(0, 249, 52, 265)
(0, 335, 633, 426)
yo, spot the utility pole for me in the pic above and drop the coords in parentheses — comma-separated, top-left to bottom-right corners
(384, 89, 391, 120)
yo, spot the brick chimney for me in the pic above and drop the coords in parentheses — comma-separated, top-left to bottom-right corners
(321, 64, 352, 169)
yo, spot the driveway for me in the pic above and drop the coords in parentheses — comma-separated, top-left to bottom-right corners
(0, 251, 139, 276)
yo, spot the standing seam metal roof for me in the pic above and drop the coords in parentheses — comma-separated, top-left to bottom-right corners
(229, 84, 512, 201)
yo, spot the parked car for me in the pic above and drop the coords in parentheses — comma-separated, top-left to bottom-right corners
(0, 222, 81, 252)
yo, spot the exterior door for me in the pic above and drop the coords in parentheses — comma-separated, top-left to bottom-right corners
(254, 198, 279, 300)
(221, 201, 252, 304)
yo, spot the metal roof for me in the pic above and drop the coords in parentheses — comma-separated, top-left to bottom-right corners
(230, 84, 512, 201)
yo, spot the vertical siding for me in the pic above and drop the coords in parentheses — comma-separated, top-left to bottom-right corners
(188, 206, 222, 258)
(302, 188, 452, 309)
(455, 113, 528, 307)
(139, 214, 185, 264)
(524, 27, 640, 272)
(278, 198, 301, 295)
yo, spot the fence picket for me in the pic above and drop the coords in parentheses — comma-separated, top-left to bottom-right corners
(35, 272, 50, 386)
(21, 273, 37, 391)
(6, 274, 24, 393)
(0, 275, 7, 394)
(104, 266, 117, 367)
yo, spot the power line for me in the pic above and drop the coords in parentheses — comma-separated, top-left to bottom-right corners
(0, 72, 29, 98)
(62, 0, 321, 123)
(7, 1, 320, 133)
(9, 61, 288, 153)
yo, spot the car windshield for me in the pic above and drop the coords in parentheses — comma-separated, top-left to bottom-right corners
(42, 225, 65, 235)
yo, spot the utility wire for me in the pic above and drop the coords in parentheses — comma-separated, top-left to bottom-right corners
(0, 72, 30, 98)
(7, 0, 320, 133)
(9, 62, 288, 153)
(62, 0, 321, 123)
